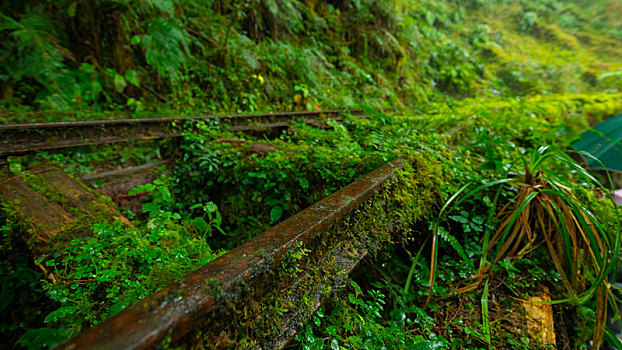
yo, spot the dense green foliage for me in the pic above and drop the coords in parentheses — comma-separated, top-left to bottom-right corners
(1, 0, 421, 116)
(2, 0, 622, 348)
(294, 95, 622, 349)
(0, 172, 224, 348)
(2, 91, 618, 348)
(1, 0, 621, 121)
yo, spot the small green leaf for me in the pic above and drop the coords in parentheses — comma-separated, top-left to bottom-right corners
(298, 177, 309, 189)
(157, 185, 172, 202)
(426, 11, 436, 26)
(411, 341, 446, 350)
(152, 0, 175, 15)
(141, 34, 152, 48)
(304, 324, 314, 342)
(270, 206, 283, 223)
(131, 35, 141, 45)
(192, 217, 210, 235)
(125, 70, 140, 87)
(350, 280, 362, 295)
(294, 331, 303, 342)
(114, 74, 127, 92)
(129, 183, 156, 194)
(448, 214, 468, 224)
(8, 159, 22, 174)
(205, 202, 217, 213)
(79, 63, 95, 74)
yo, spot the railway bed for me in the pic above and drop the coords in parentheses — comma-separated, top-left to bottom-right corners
(0, 109, 364, 157)
(0, 109, 434, 349)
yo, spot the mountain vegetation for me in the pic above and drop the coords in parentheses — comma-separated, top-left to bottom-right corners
(1, 0, 620, 120)
(1, 0, 622, 349)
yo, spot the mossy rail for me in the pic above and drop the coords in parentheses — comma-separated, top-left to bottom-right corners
(57, 155, 439, 349)
(0, 110, 364, 156)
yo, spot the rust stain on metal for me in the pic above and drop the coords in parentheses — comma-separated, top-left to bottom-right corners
(59, 158, 406, 350)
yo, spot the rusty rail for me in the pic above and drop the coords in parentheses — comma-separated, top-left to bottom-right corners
(0, 110, 363, 156)
(59, 157, 407, 349)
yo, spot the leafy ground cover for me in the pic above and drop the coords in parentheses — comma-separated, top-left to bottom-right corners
(293, 95, 622, 349)
(2, 0, 622, 348)
(4, 95, 622, 346)
(2, 92, 621, 348)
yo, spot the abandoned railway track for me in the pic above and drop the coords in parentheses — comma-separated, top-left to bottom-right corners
(0, 109, 365, 156)
(1, 156, 426, 349)
(57, 158, 410, 349)
(0, 108, 431, 349)
(2, 93, 620, 349)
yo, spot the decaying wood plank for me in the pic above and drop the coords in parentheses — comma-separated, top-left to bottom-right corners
(80, 161, 167, 180)
(0, 164, 132, 276)
(0, 174, 74, 244)
(522, 286, 556, 345)
(81, 162, 167, 213)
(35, 165, 131, 226)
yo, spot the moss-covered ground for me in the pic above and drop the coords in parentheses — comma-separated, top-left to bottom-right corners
(2, 0, 622, 348)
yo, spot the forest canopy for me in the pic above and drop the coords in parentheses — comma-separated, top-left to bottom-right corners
(1, 0, 621, 121)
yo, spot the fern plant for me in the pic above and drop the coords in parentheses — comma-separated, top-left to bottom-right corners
(0, 9, 68, 100)
(142, 16, 191, 85)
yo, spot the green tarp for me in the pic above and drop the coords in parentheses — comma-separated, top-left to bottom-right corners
(572, 113, 622, 173)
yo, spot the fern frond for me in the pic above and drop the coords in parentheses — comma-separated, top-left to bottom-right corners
(437, 225, 468, 261)
(0, 9, 67, 87)
(143, 17, 191, 84)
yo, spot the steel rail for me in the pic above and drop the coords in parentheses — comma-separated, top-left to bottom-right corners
(0, 109, 364, 156)
(58, 158, 407, 349)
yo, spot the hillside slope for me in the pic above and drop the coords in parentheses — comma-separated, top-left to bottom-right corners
(0, 0, 621, 122)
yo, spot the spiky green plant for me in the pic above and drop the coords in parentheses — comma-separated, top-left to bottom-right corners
(426, 146, 621, 347)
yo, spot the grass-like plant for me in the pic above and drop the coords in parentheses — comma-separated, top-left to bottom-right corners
(425, 146, 621, 347)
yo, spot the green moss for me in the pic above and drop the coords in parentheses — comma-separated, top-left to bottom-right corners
(154, 92, 622, 347)
(173, 151, 446, 348)
(205, 278, 224, 298)
(23, 173, 68, 205)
